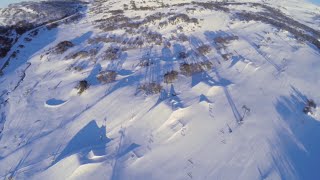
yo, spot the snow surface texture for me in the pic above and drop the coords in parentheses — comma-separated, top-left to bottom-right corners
(0, 0, 320, 179)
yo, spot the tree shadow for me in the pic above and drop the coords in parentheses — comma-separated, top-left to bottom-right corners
(141, 47, 162, 84)
(161, 46, 173, 62)
(172, 43, 187, 57)
(189, 35, 205, 47)
(117, 143, 140, 158)
(71, 31, 93, 45)
(85, 63, 102, 86)
(274, 87, 320, 179)
(106, 74, 142, 97)
(229, 55, 245, 69)
(191, 70, 232, 88)
(107, 52, 128, 71)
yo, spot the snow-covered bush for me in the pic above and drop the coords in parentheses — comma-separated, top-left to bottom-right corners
(0, 35, 12, 58)
(53, 41, 74, 54)
(76, 80, 89, 94)
(123, 4, 129, 10)
(178, 52, 188, 59)
(178, 34, 189, 42)
(68, 51, 90, 59)
(303, 99, 317, 114)
(214, 36, 239, 45)
(97, 71, 117, 84)
(221, 53, 232, 61)
(180, 61, 213, 76)
(159, 21, 168, 28)
(46, 22, 59, 30)
(168, 14, 199, 25)
(139, 60, 154, 67)
(109, 10, 124, 15)
(197, 45, 211, 55)
(88, 36, 119, 44)
(164, 71, 179, 83)
(104, 46, 121, 60)
(139, 83, 162, 94)
(144, 31, 163, 45)
(144, 12, 166, 24)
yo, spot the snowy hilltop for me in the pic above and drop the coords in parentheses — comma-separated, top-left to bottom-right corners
(0, 0, 320, 179)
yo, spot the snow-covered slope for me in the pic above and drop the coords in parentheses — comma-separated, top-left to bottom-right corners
(0, 0, 319, 179)
(0, 0, 87, 71)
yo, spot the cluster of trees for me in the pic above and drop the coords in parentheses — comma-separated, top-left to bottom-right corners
(68, 51, 90, 59)
(0, 34, 13, 58)
(130, 0, 156, 11)
(192, 1, 230, 12)
(0, 0, 86, 73)
(214, 35, 239, 45)
(237, 12, 320, 49)
(254, 3, 320, 38)
(76, 80, 89, 94)
(188, 1, 320, 50)
(180, 61, 213, 76)
(95, 12, 165, 46)
(97, 71, 117, 84)
(197, 45, 212, 55)
(303, 99, 317, 115)
(104, 46, 121, 61)
(88, 34, 144, 50)
(0, 0, 86, 27)
(139, 82, 163, 94)
(168, 14, 199, 25)
(53, 41, 74, 54)
(0, 20, 36, 59)
(164, 70, 179, 83)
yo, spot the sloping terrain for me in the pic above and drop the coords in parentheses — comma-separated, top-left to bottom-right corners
(0, 0, 87, 70)
(0, 0, 320, 179)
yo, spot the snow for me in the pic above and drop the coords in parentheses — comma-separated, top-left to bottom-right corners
(0, 0, 320, 179)
(0, 0, 39, 8)
(45, 99, 67, 107)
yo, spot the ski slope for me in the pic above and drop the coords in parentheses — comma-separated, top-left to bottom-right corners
(0, 0, 319, 179)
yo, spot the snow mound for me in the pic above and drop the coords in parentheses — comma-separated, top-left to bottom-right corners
(45, 98, 67, 108)
(0, 0, 320, 179)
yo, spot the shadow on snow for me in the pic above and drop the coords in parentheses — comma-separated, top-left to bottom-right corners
(274, 87, 320, 179)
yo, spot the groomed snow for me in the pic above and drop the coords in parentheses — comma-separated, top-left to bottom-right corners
(0, 0, 319, 179)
